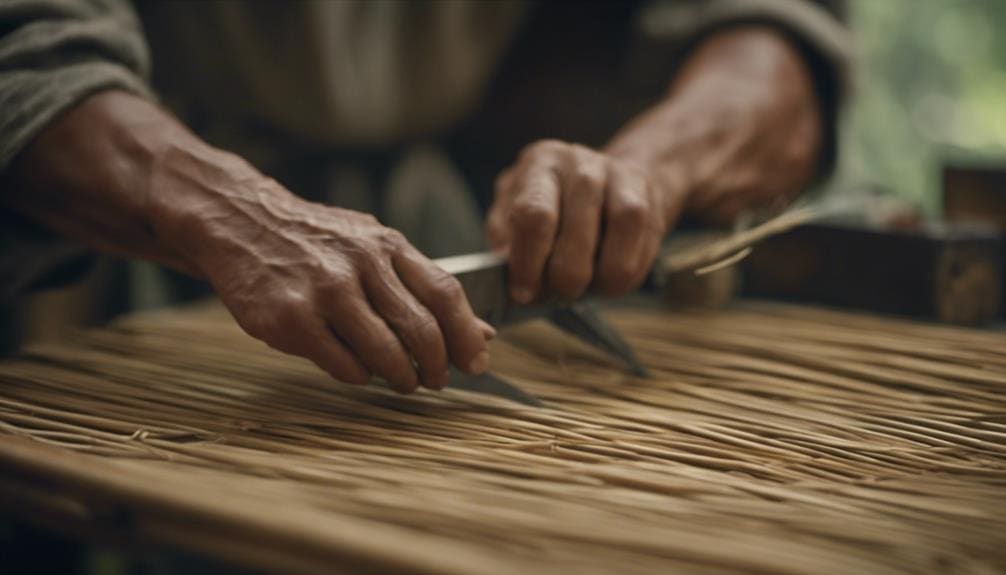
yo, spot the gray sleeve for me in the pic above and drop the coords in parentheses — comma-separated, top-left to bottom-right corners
(0, 0, 152, 300)
(0, 0, 152, 171)
(633, 0, 851, 178)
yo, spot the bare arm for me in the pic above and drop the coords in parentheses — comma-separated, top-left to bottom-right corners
(4, 91, 494, 392)
(608, 26, 821, 224)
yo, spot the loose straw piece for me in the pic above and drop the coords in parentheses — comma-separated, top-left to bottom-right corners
(661, 206, 820, 275)
(694, 247, 752, 276)
(0, 299, 1004, 575)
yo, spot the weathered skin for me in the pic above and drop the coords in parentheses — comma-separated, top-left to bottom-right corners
(488, 26, 822, 302)
(4, 26, 819, 393)
(6, 94, 494, 394)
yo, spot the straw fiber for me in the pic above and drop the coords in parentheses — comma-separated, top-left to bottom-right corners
(0, 300, 1004, 574)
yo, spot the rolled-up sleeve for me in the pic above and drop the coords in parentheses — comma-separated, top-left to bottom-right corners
(0, 0, 151, 169)
(0, 0, 151, 299)
(633, 0, 851, 178)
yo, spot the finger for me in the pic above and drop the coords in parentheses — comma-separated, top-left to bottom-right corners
(620, 199, 666, 293)
(394, 248, 490, 375)
(478, 318, 496, 341)
(363, 261, 450, 390)
(546, 153, 605, 300)
(595, 169, 657, 295)
(633, 217, 664, 290)
(302, 322, 372, 386)
(329, 284, 420, 394)
(486, 167, 517, 250)
(506, 162, 561, 303)
(238, 305, 372, 387)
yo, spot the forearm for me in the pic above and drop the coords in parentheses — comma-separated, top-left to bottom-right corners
(2, 90, 251, 275)
(3, 89, 492, 390)
(605, 26, 823, 224)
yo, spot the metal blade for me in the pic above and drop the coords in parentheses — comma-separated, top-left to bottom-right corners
(549, 301, 650, 378)
(435, 251, 649, 379)
(434, 252, 509, 323)
(447, 369, 544, 407)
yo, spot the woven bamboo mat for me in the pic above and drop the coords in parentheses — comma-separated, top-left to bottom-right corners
(1, 300, 1004, 574)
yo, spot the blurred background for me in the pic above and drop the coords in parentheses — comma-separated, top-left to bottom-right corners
(835, 0, 1006, 213)
(18, 0, 1006, 343)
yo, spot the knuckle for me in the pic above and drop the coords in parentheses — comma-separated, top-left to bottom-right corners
(486, 210, 508, 238)
(239, 291, 310, 341)
(486, 225, 509, 251)
(380, 229, 408, 251)
(568, 164, 606, 196)
(357, 212, 379, 225)
(523, 139, 566, 159)
(510, 200, 558, 234)
(432, 272, 466, 303)
(319, 272, 356, 299)
(493, 169, 514, 194)
(611, 197, 649, 228)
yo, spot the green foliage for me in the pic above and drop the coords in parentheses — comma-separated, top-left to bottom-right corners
(839, 0, 1006, 212)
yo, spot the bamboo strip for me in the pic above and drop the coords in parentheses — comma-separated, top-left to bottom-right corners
(0, 300, 1002, 574)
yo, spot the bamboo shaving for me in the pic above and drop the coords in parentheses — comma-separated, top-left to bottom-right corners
(693, 247, 752, 276)
(0, 300, 1004, 575)
(661, 207, 821, 275)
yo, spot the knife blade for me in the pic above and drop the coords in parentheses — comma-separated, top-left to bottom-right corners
(446, 369, 543, 407)
(431, 251, 648, 406)
(435, 251, 648, 375)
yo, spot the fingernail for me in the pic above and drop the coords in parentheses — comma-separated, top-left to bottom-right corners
(512, 286, 534, 304)
(468, 351, 490, 374)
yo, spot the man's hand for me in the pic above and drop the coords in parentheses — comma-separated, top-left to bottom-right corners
(6, 92, 492, 393)
(151, 147, 494, 393)
(487, 141, 676, 302)
(487, 26, 822, 302)
(640, 26, 824, 226)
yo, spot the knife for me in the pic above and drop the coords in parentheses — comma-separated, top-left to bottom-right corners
(433, 252, 650, 406)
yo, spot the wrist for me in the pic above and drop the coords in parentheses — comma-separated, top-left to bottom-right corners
(605, 120, 692, 227)
(6, 91, 205, 273)
(605, 27, 821, 225)
(147, 140, 302, 276)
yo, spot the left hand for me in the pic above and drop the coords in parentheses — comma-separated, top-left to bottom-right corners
(487, 27, 822, 305)
(486, 140, 682, 303)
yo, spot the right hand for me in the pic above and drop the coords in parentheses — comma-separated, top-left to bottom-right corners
(150, 145, 494, 393)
